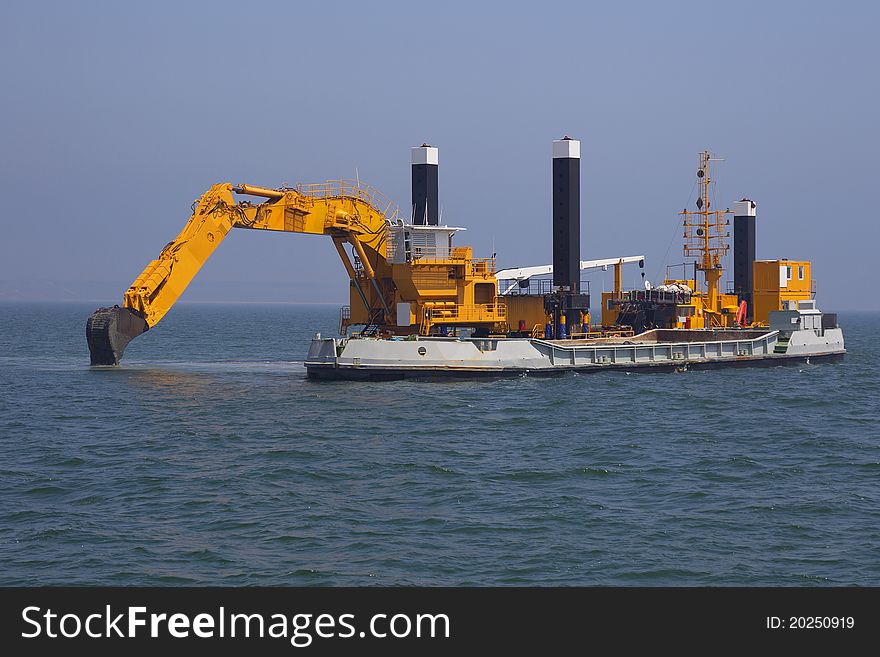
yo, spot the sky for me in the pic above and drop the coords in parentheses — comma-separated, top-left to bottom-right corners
(1, 1, 878, 309)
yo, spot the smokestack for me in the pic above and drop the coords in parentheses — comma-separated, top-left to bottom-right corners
(552, 136, 581, 292)
(411, 144, 439, 225)
(733, 198, 757, 320)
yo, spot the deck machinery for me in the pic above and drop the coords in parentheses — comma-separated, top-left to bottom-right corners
(86, 140, 843, 377)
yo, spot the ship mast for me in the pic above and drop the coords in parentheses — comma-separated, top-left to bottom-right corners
(680, 151, 730, 321)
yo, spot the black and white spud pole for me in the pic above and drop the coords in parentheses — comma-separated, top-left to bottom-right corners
(552, 136, 581, 291)
(733, 198, 757, 322)
(411, 144, 439, 225)
(551, 136, 582, 337)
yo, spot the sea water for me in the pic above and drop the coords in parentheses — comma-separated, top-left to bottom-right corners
(1, 302, 878, 585)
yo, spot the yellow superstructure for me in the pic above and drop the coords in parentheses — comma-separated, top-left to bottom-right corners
(503, 295, 551, 335)
(752, 260, 813, 325)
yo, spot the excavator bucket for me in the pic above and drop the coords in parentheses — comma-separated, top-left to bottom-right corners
(86, 306, 148, 366)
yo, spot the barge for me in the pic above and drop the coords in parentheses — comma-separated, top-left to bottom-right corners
(306, 300, 844, 380)
(306, 141, 844, 380)
(86, 138, 844, 375)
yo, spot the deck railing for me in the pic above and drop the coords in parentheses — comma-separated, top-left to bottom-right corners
(294, 180, 401, 223)
(424, 302, 507, 323)
(408, 246, 496, 274)
(498, 278, 592, 296)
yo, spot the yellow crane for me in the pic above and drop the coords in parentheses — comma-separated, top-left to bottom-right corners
(86, 180, 506, 365)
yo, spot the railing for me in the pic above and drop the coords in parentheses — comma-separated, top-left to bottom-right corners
(406, 247, 496, 274)
(409, 246, 457, 261)
(294, 180, 401, 223)
(498, 278, 591, 296)
(613, 288, 691, 305)
(424, 302, 507, 323)
(407, 246, 496, 272)
(533, 330, 779, 366)
(470, 258, 496, 275)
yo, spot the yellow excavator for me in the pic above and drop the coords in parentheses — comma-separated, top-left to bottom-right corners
(86, 179, 508, 365)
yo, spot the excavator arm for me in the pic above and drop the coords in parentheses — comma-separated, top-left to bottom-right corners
(86, 181, 394, 365)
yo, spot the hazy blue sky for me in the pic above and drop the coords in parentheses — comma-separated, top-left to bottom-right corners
(2, 1, 878, 309)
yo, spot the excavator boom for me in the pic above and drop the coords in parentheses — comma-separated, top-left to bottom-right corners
(86, 181, 394, 365)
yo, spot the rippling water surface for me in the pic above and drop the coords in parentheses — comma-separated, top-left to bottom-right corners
(1, 302, 878, 585)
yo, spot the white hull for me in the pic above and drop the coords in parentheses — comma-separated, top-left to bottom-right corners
(305, 326, 844, 380)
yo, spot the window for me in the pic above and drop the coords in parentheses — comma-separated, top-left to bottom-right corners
(474, 283, 494, 305)
(786, 266, 792, 280)
(798, 265, 805, 280)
